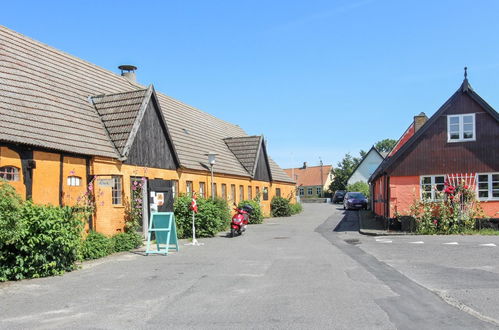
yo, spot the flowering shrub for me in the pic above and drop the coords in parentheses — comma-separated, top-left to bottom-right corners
(409, 179, 484, 234)
(125, 177, 145, 233)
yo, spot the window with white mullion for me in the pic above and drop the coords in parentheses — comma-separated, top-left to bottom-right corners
(420, 175, 445, 201)
(447, 114, 475, 142)
(478, 173, 499, 200)
(493, 174, 499, 199)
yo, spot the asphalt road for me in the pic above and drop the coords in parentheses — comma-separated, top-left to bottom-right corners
(0, 204, 497, 329)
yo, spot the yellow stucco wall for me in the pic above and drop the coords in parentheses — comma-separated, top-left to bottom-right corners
(0, 149, 296, 236)
(31, 151, 60, 205)
(91, 157, 181, 236)
(62, 156, 88, 206)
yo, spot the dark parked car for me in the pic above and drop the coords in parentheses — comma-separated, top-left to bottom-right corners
(332, 190, 346, 203)
(343, 192, 368, 210)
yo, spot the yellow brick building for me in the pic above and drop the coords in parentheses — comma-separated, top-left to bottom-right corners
(0, 26, 295, 236)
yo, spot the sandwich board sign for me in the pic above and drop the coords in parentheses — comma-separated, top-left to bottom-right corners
(145, 212, 179, 255)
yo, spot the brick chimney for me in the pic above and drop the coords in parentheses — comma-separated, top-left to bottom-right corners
(414, 112, 428, 132)
(118, 65, 137, 82)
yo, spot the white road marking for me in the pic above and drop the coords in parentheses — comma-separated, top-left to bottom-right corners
(375, 239, 392, 243)
(479, 243, 496, 247)
(409, 241, 424, 244)
(375, 238, 391, 242)
(443, 242, 459, 245)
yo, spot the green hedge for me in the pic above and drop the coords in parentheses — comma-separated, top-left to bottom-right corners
(238, 199, 263, 224)
(0, 185, 83, 281)
(290, 203, 303, 215)
(271, 196, 292, 217)
(81, 231, 113, 260)
(174, 195, 231, 238)
(81, 231, 143, 259)
(0, 181, 144, 281)
(112, 232, 143, 252)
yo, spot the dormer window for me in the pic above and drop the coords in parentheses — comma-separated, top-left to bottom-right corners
(0, 166, 20, 181)
(447, 114, 475, 142)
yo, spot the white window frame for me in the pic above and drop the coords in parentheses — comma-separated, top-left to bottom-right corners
(447, 113, 476, 142)
(67, 176, 81, 186)
(316, 187, 322, 195)
(299, 188, 304, 196)
(199, 182, 205, 198)
(111, 176, 123, 205)
(420, 175, 446, 201)
(307, 187, 313, 195)
(477, 173, 499, 201)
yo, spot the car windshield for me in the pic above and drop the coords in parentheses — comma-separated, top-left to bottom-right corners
(348, 193, 364, 199)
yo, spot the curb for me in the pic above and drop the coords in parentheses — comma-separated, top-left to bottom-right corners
(358, 210, 413, 236)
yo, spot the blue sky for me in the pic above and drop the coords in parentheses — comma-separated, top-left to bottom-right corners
(2, 1, 499, 168)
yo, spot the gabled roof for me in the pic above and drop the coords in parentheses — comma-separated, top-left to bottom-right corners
(224, 136, 262, 176)
(223, 135, 289, 182)
(91, 87, 151, 158)
(346, 146, 385, 184)
(91, 85, 180, 165)
(369, 77, 499, 182)
(283, 165, 332, 186)
(0, 25, 293, 182)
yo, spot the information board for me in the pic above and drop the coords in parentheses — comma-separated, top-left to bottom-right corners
(145, 212, 179, 255)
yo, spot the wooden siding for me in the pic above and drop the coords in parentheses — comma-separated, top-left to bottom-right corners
(125, 100, 177, 170)
(390, 92, 499, 176)
(254, 147, 270, 182)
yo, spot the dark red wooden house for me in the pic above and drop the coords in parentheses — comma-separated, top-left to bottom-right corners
(370, 73, 499, 219)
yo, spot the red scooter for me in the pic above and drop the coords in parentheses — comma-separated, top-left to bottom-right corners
(230, 204, 253, 237)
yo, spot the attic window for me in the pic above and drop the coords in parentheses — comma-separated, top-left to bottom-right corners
(447, 114, 475, 142)
(183, 128, 190, 135)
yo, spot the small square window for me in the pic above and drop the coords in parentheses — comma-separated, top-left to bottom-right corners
(0, 166, 20, 181)
(67, 176, 81, 186)
(447, 114, 475, 142)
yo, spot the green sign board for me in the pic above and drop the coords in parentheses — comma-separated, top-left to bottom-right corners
(145, 212, 179, 255)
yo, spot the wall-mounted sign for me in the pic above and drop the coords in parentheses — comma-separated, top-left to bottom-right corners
(98, 179, 114, 187)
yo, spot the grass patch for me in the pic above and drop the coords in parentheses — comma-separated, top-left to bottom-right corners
(461, 228, 499, 235)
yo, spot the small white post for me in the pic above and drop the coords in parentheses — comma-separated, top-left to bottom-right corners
(185, 209, 203, 246)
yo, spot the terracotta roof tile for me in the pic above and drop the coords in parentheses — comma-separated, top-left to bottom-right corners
(283, 165, 332, 186)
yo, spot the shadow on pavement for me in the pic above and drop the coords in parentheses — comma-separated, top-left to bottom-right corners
(333, 207, 360, 232)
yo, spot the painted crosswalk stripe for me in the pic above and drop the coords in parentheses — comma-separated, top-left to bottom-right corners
(443, 242, 459, 245)
(479, 243, 496, 247)
(409, 241, 424, 244)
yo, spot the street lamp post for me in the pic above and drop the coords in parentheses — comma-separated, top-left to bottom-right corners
(206, 152, 217, 200)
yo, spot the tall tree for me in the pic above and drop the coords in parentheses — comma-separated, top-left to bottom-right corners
(375, 138, 397, 153)
(329, 153, 361, 192)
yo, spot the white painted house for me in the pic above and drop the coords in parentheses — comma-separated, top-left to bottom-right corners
(347, 147, 386, 186)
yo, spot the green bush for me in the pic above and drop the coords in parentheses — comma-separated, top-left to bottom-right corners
(290, 203, 303, 215)
(81, 231, 114, 260)
(112, 232, 143, 252)
(346, 181, 370, 198)
(0, 180, 22, 247)
(238, 199, 263, 224)
(0, 200, 83, 281)
(174, 195, 231, 238)
(271, 196, 292, 217)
